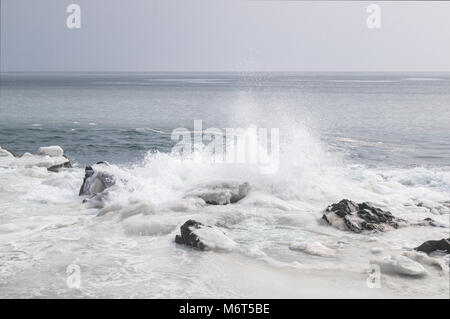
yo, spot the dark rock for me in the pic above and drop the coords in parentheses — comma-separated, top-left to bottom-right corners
(326, 199, 359, 217)
(322, 199, 407, 233)
(175, 220, 209, 250)
(79, 162, 115, 196)
(344, 214, 363, 233)
(415, 238, 450, 255)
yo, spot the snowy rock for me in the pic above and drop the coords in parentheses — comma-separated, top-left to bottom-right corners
(415, 238, 450, 255)
(175, 219, 236, 251)
(403, 251, 449, 274)
(0, 146, 70, 170)
(289, 241, 336, 257)
(79, 162, 115, 196)
(322, 199, 407, 233)
(37, 145, 64, 157)
(186, 181, 250, 205)
(371, 255, 426, 276)
(175, 220, 206, 250)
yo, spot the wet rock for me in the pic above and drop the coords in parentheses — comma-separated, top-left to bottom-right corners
(415, 238, 450, 255)
(325, 199, 359, 217)
(187, 181, 250, 205)
(371, 255, 426, 276)
(175, 220, 209, 250)
(322, 199, 407, 233)
(79, 162, 115, 196)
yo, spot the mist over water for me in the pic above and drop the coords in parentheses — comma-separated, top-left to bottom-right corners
(0, 73, 449, 298)
(1, 72, 450, 166)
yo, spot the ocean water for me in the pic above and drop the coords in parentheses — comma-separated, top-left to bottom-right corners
(0, 73, 449, 298)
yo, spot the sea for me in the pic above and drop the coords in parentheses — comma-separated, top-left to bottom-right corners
(0, 72, 449, 298)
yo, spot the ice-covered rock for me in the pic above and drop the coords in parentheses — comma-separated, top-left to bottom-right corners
(79, 162, 116, 196)
(186, 181, 250, 205)
(175, 219, 236, 251)
(371, 255, 426, 276)
(322, 199, 407, 233)
(0, 146, 14, 157)
(0, 145, 71, 170)
(415, 238, 450, 255)
(403, 251, 449, 274)
(37, 145, 64, 157)
(289, 241, 336, 257)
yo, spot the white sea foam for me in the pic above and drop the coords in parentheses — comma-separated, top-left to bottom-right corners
(0, 127, 449, 297)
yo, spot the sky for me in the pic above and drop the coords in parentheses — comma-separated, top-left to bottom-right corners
(1, 0, 450, 72)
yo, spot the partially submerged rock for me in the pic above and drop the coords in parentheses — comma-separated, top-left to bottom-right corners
(175, 220, 208, 250)
(79, 162, 115, 196)
(415, 238, 450, 255)
(186, 181, 250, 205)
(371, 255, 426, 276)
(322, 199, 407, 233)
(175, 219, 236, 251)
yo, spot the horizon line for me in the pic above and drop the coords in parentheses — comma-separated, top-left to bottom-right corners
(2, 70, 450, 74)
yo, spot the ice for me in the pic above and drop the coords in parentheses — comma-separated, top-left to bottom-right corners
(192, 226, 237, 252)
(371, 255, 427, 276)
(0, 146, 14, 158)
(37, 146, 64, 157)
(289, 241, 337, 257)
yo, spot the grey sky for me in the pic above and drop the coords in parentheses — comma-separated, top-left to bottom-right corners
(1, 0, 450, 72)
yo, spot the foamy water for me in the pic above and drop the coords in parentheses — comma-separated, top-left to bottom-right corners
(0, 73, 449, 298)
